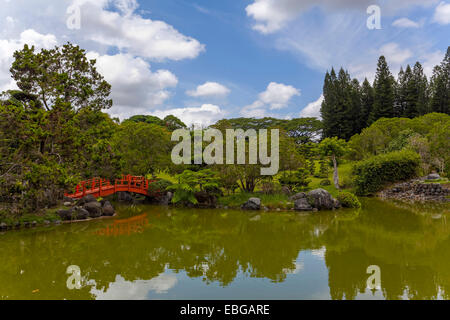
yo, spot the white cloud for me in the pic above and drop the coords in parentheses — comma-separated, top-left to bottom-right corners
(392, 18, 420, 28)
(433, 1, 450, 24)
(151, 104, 226, 127)
(73, 0, 205, 61)
(0, 29, 57, 92)
(91, 273, 178, 299)
(299, 95, 324, 119)
(246, 0, 439, 34)
(421, 50, 445, 77)
(87, 52, 178, 119)
(186, 82, 230, 98)
(241, 82, 300, 117)
(379, 43, 412, 65)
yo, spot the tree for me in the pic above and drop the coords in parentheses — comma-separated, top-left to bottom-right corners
(318, 137, 347, 189)
(429, 46, 450, 115)
(370, 56, 396, 122)
(112, 121, 172, 176)
(360, 78, 374, 129)
(10, 43, 112, 112)
(284, 118, 323, 144)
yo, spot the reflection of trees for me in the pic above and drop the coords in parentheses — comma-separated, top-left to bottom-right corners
(324, 199, 450, 300)
(0, 206, 333, 299)
(1, 199, 449, 300)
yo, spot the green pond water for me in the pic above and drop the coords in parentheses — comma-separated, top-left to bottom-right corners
(0, 198, 449, 300)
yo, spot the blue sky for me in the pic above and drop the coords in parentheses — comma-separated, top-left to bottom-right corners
(0, 0, 449, 126)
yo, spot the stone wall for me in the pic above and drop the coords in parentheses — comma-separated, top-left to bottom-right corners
(380, 181, 450, 202)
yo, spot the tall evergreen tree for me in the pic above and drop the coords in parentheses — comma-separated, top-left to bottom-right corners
(429, 46, 450, 114)
(370, 56, 396, 123)
(412, 62, 429, 115)
(360, 78, 374, 128)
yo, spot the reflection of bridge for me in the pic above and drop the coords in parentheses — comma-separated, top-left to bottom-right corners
(94, 213, 150, 236)
(65, 175, 159, 199)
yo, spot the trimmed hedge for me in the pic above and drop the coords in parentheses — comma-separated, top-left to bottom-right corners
(352, 150, 421, 195)
(337, 191, 361, 208)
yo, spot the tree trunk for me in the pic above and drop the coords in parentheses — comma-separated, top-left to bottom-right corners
(332, 154, 340, 190)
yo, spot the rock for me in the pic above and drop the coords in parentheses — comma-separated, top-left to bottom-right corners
(102, 201, 115, 216)
(75, 208, 89, 220)
(333, 198, 341, 209)
(117, 192, 133, 202)
(83, 201, 102, 218)
(427, 173, 440, 180)
(57, 208, 74, 221)
(64, 202, 74, 207)
(294, 198, 313, 211)
(44, 220, 51, 226)
(241, 197, 261, 210)
(76, 194, 97, 206)
(195, 191, 217, 208)
(0, 223, 7, 230)
(307, 188, 336, 211)
(14, 222, 21, 229)
(54, 220, 62, 225)
(32, 221, 37, 227)
(281, 186, 292, 195)
(158, 192, 173, 205)
(289, 192, 307, 201)
(63, 196, 75, 203)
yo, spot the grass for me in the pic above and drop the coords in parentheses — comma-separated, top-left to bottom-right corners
(0, 209, 59, 226)
(218, 192, 293, 209)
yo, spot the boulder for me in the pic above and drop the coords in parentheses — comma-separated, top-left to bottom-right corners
(57, 208, 74, 221)
(241, 197, 261, 210)
(281, 186, 292, 195)
(289, 192, 307, 202)
(427, 173, 441, 180)
(158, 192, 173, 205)
(307, 188, 336, 211)
(75, 208, 89, 220)
(195, 191, 217, 208)
(102, 201, 115, 216)
(63, 196, 75, 203)
(117, 192, 133, 202)
(83, 201, 102, 218)
(294, 198, 313, 211)
(64, 202, 74, 207)
(333, 198, 341, 209)
(0, 223, 7, 231)
(76, 194, 97, 206)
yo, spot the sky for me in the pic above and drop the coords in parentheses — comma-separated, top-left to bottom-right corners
(0, 0, 449, 126)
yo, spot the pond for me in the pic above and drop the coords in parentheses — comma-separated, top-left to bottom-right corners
(0, 198, 449, 300)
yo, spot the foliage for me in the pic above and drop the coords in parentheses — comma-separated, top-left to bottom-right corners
(278, 167, 311, 192)
(147, 179, 173, 194)
(337, 191, 361, 208)
(10, 43, 112, 112)
(112, 121, 172, 176)
(125, 114, 186, 132)
(352, 150, 421, 195)
(168, 169, 220, 205)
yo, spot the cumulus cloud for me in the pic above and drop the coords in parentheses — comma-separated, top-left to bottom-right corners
(151, 104, 226, 127)
(87, 52, 178, 119)
(246, 0, 438, 34)
(392, 18, 421, 28)
(186, 82, 230, 98)
(0, 29, 57, 92)
(72, 0, 205, 61)
(299, 95, 324, 119)
(379, 43, 413, 65)
(241, 82, 300, 117)
(433, 1, 450, 24)
(91, 273, 178, 299)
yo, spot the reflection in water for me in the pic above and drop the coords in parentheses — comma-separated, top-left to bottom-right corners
(94, 214, 150, 237)
(0, 199, 449, 300)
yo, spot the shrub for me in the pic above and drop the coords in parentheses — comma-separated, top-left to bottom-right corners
(279, 168, 311, 192)
(319, 179, 331, 186)
(337, 191, 361, 208)
(148, 179, 173, 194)
(352, 150, 421, 195)
(260, 181, 281, 195)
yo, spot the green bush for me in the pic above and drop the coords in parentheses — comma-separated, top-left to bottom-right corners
(148, 179, 173, 193)
(337, 191, 361, 208)
(352, 150, 421, 195)
(319, 179, 331, 186)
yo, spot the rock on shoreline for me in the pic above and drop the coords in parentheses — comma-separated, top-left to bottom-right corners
(57, 195, 116, 221)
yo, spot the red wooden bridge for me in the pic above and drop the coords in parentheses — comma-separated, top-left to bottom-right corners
(65, 175, 159, 199)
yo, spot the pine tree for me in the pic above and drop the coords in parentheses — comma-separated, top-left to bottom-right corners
(429, 46, 450, 114)
(321, 69, 339, 138)
(370, 56, 396, 123)
(360, 78, 374, 129)
(412, 62, 429, 115)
